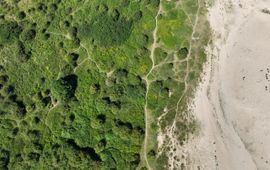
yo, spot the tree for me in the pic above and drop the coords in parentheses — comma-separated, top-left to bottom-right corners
(51, 75, 77, 103)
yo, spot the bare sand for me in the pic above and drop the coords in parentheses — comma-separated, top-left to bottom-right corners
(184, 0, 270, 169)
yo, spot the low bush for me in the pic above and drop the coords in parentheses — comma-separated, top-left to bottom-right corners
(0, 22, 22, 44)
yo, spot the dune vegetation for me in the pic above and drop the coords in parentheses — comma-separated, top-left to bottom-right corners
(0, 0, 209, 169)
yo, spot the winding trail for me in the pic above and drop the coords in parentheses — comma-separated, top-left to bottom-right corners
(142, 2, 162, 169)
(142, 1, 202, 169)
(154, 1, 202, 169)
(172, 0, 201, 132)
(74, 43, 105, 73)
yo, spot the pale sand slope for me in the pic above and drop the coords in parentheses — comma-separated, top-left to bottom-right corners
(184, 0, 270, 169)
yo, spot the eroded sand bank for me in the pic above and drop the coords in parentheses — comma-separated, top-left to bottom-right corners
(186, 0, 270, 169)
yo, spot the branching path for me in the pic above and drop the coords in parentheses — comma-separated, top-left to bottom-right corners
(74, 43, 105, 73)
(44, 31, 105, 74)
(170, 0, 201, 138)
(142, 2, 162, 169)
(141, 0, 202, 169)
(165, 0, 202, 169)
(45, 3, 202, 168)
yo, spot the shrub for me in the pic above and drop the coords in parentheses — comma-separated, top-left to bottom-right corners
(21, 29, 36, 41)
(51, 75, 78, 103)
(17, 11, 26, 20)
(133, 11, 143, 22)
(177, 47, 189, 59)
(80, 13, 133, 47)
(0, 149, 9, 168)
(17, 41, 31, 61)
(0, 22, 22, 44)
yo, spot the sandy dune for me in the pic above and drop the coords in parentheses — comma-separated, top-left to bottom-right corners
(185, 0, 270, 169)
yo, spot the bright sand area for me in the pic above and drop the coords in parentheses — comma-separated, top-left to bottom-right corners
(185, 0, 270, 169)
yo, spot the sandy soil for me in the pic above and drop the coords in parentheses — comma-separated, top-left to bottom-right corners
(184, 0, 270, 169)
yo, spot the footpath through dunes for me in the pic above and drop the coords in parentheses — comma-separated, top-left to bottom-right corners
(185, 0, 270, 169)
(141, 0, 212, 169)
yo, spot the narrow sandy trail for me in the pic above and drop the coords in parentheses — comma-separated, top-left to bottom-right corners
(142, 2, 162, 169)
(184, 0, 270, 169)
